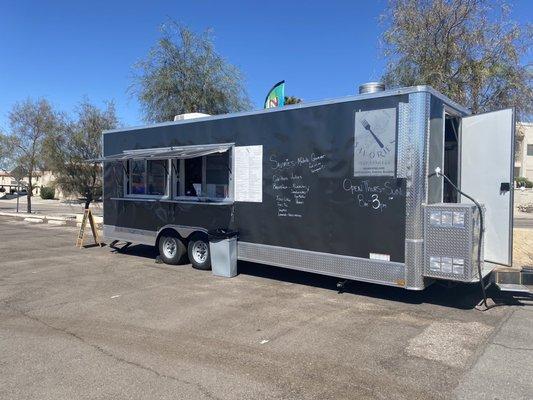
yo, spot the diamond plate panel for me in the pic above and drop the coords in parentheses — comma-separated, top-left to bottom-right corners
(405, 92, 430, 240)
(404, 92, 431, 289)
(396, 101, 411, 178)
(423, 203, 484, 282)
(237, 242, 406, 287)
(103, 224, 157, 246)
(405, 240, 425, 289)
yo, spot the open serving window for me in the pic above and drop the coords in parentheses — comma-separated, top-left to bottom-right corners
(173, 150, 231, 200)
(102, 143, 234, 203)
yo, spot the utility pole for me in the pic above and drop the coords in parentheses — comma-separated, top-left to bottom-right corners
(15, 180, 27, 213)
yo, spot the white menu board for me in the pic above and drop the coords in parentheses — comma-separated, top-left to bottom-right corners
(234, 145, 263, 202)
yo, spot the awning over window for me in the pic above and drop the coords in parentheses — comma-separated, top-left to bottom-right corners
(90, 143, 234, 162)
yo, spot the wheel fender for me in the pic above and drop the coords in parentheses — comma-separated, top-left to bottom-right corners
(157, 225, 207, 245)
(156, 227, 182, 247)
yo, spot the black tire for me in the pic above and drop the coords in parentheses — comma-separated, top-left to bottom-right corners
(187, 236, 211, 270)
(158, 234, 186, 265)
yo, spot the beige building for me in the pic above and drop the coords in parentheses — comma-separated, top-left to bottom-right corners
(515, 122, 533, 182)
(0, 170, 63, 198)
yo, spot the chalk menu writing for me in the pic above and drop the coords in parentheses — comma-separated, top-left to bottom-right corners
(235, 145, 263, 202)
(342, 178, 405, 212)
(270, 153, 327, 218)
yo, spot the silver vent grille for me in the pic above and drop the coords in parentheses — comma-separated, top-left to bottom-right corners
(359, 82, 385, 94)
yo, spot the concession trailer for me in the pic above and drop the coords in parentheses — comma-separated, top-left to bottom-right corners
(100, 85, 516, 291)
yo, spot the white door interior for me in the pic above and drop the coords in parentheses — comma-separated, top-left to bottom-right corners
(460, 108, 514, 266)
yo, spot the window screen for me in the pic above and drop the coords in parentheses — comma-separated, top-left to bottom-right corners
(130, 160, 146, 195)
(147, 160, 168, 195)
(528, 144, 533, 156)
(184, 157, 203, 197)
(206, 152, 230, 198)
(173, 160, 180, 197)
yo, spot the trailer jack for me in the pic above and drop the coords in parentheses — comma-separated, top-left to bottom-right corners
(110, 240, 132, 253)
(337, 280, 349, 294)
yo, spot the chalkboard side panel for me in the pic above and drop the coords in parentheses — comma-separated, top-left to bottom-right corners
(103, 95, 408, 262)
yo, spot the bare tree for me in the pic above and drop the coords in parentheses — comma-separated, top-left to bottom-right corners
(131, 21, 251, 123)
(2, 99, 59, 213)
(44, 100, 118, 209)
(381, 0, 532, 119)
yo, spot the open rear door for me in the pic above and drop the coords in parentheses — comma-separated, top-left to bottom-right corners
(460, 108, 514, 266)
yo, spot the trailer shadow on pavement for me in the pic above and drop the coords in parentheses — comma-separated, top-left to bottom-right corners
(113, 243, 527, 311)
(237, 261, 521, 311)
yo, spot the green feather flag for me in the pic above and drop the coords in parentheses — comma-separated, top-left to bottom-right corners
(264, 81, 285, 109)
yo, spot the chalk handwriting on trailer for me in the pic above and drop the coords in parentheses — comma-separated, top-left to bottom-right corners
(270, 152, 327, 218)
(342, 179, 405, 212)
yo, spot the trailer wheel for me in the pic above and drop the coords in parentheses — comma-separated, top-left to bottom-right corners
(188, 236, 211, 270)
(158, 234, 186, 265)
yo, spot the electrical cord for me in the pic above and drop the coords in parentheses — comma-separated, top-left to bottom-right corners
(428, 168, 491, 310)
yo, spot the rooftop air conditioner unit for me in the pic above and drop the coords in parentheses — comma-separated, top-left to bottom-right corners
(174, 113, 211, 121)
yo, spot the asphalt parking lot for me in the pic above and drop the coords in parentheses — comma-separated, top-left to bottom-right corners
(1, 217, 531, 400)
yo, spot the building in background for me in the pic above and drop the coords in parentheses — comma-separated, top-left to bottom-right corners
(0, 170, 63, 198)
(515, 122, 533, 182)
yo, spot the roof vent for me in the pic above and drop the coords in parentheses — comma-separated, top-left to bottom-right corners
(359, 82, 385, 94)
(173, 113, 210, 121)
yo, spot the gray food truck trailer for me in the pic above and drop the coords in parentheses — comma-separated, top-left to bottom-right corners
(100, 85, 515, 291)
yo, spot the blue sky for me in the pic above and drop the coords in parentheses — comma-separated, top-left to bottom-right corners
(1, 0, 531, 131)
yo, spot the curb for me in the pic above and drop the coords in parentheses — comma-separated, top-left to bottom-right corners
(48, 219, 67, 226)
(24, 217, 45, 224)
(0, 211, 101, 228)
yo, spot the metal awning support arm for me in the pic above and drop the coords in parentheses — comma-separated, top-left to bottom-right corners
(171, 160, 179, 176)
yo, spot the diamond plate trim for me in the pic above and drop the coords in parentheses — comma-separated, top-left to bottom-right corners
(405, 240, 425, 289)
(404, 92, 431, 289)
(423, 203, 485, 282)
(103, 224, 157, 246)
(397, 101, 411, 178)
(237, 242, 406, 287)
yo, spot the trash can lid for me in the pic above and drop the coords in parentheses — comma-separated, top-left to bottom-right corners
(208, 228, 238, 240)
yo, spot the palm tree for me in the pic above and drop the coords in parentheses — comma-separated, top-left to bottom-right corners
(284, 96, 302, 105)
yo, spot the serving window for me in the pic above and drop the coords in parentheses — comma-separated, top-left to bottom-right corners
(206, 151, 230, 198)
(173, 150, 231, 201)
(147, 160, 168, 195)
(122, 144, 233, 202)
(183, 157, 203, 197)
(130, 160, 146, 195)
(126, 159, 170, 197)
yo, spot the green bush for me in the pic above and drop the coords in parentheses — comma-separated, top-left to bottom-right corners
(515, 177, 533, 188)
(40, 186, 55, 199)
